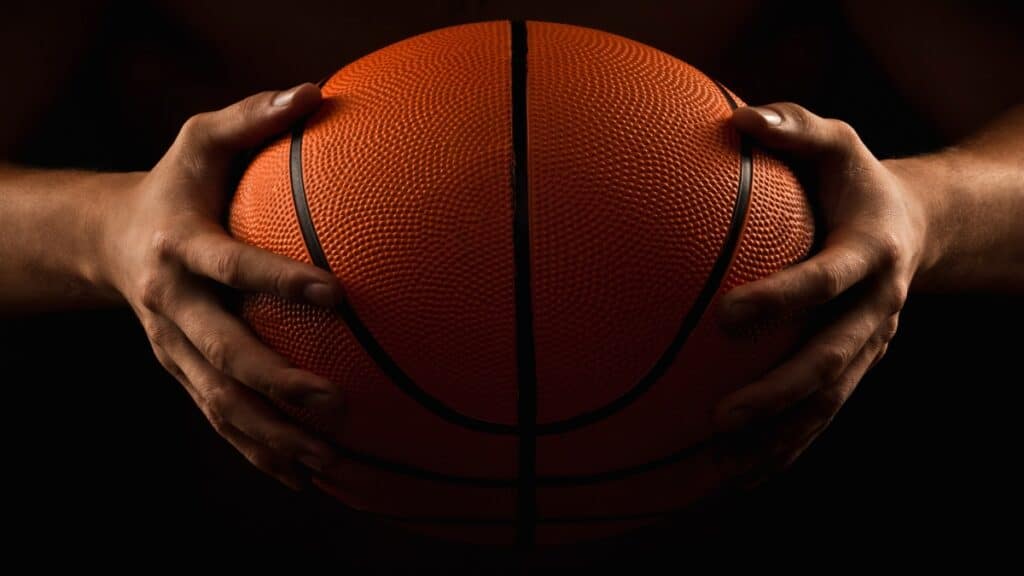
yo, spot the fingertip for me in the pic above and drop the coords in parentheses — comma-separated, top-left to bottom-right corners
(298, 451, 335, 474)
(275, 367, 341, 407)
(713, 400, 752, 434)
(295, 385, 339, 409)
(302, 280, 344, 308)
(279, 470, 308, 492)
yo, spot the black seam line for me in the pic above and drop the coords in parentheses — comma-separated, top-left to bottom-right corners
(290, 129, 330, 270)
(712, 79, 751, 283)
(289, 116, 513, 433)
(286, 76, 751, 490)
(320, 430, 710, 487)
(289, 123, 511, 433)
(511, 19, 537, 552)
(288, 64, 749, 492)
(287, 83, 751, 438)
(290, 95, 755, 438)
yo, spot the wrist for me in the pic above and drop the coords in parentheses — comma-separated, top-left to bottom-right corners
(82, 170, 145, 304)
(883, 153, 959, 290)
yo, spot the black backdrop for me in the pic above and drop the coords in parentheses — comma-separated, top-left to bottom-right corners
(3, 0, 1022, 570)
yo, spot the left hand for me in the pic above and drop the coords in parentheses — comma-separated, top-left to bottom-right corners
(99, 84, 344, 490)
(712, 102, 935, 489)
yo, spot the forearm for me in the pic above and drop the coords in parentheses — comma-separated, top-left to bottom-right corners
(0, 165, 131, 313)
(890, 104, 1024, 293)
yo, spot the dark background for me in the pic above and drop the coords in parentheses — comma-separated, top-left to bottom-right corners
(2, 0, 1022, 570)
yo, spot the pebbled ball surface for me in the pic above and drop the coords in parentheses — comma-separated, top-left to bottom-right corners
(229, 20, 814, 544)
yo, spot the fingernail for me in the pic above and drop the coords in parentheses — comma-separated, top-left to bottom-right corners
(299, 386, 336, 405)
(298, 454, 328, 473)
(272, 84, 304, 107)
(749, 107, 782, 126)
(303, 282, 340, 308)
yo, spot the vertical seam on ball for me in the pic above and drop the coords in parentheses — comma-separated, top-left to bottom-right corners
(511, 19, 538, 552)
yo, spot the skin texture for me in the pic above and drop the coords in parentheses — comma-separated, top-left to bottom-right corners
(1, 84, 344, 489)
(0, 2, 1021, 495)
(712, 103, 1024, 488)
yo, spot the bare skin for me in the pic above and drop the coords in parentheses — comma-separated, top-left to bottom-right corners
(1, 84, 343, 489)
(714, 103, 1024, 487)
(0, 1, 1021, 494)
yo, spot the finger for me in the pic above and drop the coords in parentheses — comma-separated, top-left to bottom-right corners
(164, 280, 341, 408)
(174, 83, 323, 167)
(140, 313, 200, 397)
(718, 233, 877, 328)
(724, 416, 825, 493)
(141, 314, 311, 489)
(869, 342, 889, 370)
(720, 240, 909, 334)
(730, 102, 865, 162)
(714, 286, 890, 433)
(179, 226, 343, 308)
(158, 323, 338, 474)
(869, 313, 899, 370)
(718, 409, 827, 492)
(221, 383, 338, 475)
(219, 422, 309, 492)
(715, 388, 830, 489)
(732, 330, 887, 491)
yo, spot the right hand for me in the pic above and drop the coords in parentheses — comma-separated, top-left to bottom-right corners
(98, 84, 343, 490)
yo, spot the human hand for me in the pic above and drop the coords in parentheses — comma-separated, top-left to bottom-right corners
(713, 103, 935, 488)
(98, 84, 343, 490)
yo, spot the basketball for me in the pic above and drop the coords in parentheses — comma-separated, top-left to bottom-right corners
(229, 20, 814, 545)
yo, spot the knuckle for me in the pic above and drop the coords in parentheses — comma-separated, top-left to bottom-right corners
(143, 318, 169, 347)
(138, 274, 170, 311)
(874, 234, 904, 269)
(828, 119, 859, 144)
(814, 261, 846, 299)
(149, 227, 181, 261)
(203, 388, 234, 430)
(814, 344, 850, 386)
(883, 281, 909, 315)
(204, 403, 229, 434)
(212, 249, 242, 287)
(199, 334, 232, 373)
(876, 343, 890, 362)
(878, 315, 900, 344)
(272, 269, 298, 300)
(173, 114, 212, 174)
(177, 113, 210, 146)
(236, 95, 264, 123)
(146, 319, 172, 352)
(255, 374, 284, 401)
(824, 119, 863, 160)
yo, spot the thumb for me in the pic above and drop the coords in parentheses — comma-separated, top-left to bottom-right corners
(730, 102, 864, 162)
(172, 83, 323, 167)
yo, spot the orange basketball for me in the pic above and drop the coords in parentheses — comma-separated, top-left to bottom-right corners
(229, 20, 814, 545)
